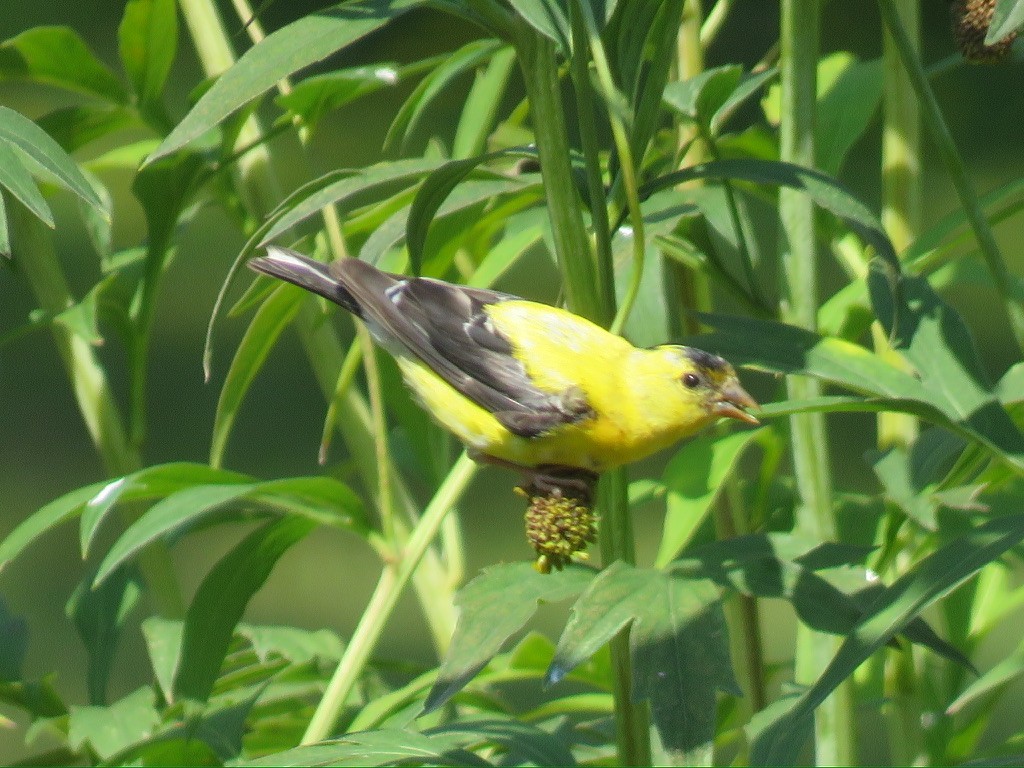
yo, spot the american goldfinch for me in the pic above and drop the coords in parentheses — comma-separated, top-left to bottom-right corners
(249, 246, 758, 479)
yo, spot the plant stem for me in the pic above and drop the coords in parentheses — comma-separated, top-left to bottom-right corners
(301, 452, 478, 744)
(514, 29, 607, 327)
(778, 0, 853, 763)
(876, 0, 1024, 353)
(10, 202, 184, 619)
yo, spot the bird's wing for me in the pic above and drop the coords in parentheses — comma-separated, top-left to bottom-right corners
(331, 259, 593, 437)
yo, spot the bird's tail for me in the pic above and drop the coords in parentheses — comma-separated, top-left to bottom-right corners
(248, 246, 362, 317)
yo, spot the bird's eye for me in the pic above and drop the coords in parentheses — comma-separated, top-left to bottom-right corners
(682, 373, 701, 388)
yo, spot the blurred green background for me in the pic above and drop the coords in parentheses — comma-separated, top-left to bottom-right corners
(2, 1, 1023, 762)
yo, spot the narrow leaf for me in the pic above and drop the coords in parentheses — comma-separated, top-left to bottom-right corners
(211, 283, 304, 467)
(0, 480, 108, 568)
(118, 0, 178, 123)
(0, 26, 127, 102)
(173, 516, 316, 702)
(0, 106, 108, 217)
(148, 0, 424, 163)
(0, 139, 53, 227)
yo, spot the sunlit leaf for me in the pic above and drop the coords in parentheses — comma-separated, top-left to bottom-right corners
(655, 428, 763, 567)
(148, 0, 425, 163)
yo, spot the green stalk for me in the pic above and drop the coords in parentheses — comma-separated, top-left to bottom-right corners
(514, 30, 607, 326)
(876, 0, 1024, 353)
(879, 3, 925, 760)
(11, 202, 184, 619)
(301, 452, 478, 744)
(516, 23, 648, 764)
(778, 0, 853, 764)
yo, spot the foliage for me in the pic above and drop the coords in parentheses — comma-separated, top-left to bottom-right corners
(3, 0, 1024, 765)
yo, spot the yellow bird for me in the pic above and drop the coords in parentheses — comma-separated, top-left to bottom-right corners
(249, 246, 758, 483)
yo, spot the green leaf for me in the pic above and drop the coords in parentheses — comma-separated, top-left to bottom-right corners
(93, 483, 260, 587)
(80, 462, 253, 558)
(424, 562, 594, 712)
(987, 0, 1024, 43)
(751, 512, 1024, 765)
(52, 273, 113, 346)
(384, 39, 504, 153)
(642, 157, 899, 270)
(549, 562, 738, 761)
(276, 62, 411, 129)
(246, 728, 489, 767)
(173, 516, 316, 702)
(258, 157, 441, 245)
(815, 54, 882, 175)
(428, 718, 576, 767)
(0, 139, 52, 228)
(947, 643, 1024, 715)
(655, 428, 763, 567)
(406, 151, 527, 274)
(118, 0, 178, 125)
(507, 0, 571, 53)
(0, 106, 109, 218)
(247, 475, 367, 532)
(466, 223, 543, 289)
(0, 601, 28, 682)
(66, 565, 142, 705)
(141, 617, 183, 701)
(211, 283, 304, 467)
(0, 26, 127, 102)
(147, 0, 424, 163)
(0, 480, 108, 568)
(236, 623, 344, 664)
(662, 64, 742, 129)
(697, 312, 1024, 471)
(453, 46, 517, 159)
(67, 686, 160, 761)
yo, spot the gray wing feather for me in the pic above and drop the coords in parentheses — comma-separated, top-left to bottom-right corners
(330, 258, 592, 437)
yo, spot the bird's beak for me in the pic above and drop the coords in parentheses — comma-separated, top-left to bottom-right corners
(712, 380, 760, 425)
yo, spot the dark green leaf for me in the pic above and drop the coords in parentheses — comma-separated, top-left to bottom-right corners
(662, 65, 742, 128)
(549, 563, 738, 760)
(67, 686, 159, 761)
(425, 562, 594, 712)
(211, 284, 304, 467)
(752, 512, 1024, 765)
(66, 565, 142, 704)
(118, 0, 178, 125)
(0, 26, 127, 102)
(174, 516, 316, 702)
(148, 0, 424, 163)
(0, 601, 28, 682)
(406, 152, 528, 274)
(0, 106, 109, 217)
(453, 46, 517, 158)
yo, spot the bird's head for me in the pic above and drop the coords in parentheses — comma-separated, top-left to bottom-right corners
(658, 346, 760, 426)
